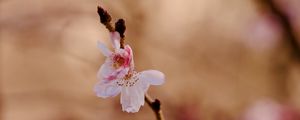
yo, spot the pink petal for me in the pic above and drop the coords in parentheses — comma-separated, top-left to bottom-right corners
(139, 70, 165, 85)
(125, 45, 135, 69)
(97, 60, 129, 82)
(94, 81, 121, 98)
(112, 67, 130, 79)
(110, 32, 121, 49)
(97, 41, 112, 57)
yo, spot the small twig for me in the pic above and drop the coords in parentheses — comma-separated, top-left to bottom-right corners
(145, 94, 165, 120)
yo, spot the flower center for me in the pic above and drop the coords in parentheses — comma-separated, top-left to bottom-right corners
(113, 55, 125, 68)
(116, 72, 139, 87)
(123, 73, 133, 80)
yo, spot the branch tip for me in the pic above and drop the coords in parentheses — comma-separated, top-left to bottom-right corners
(115, 19, 126, 38)
(97, 6, 112, 24)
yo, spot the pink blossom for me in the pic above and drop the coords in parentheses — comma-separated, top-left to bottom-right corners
(94, 32, 165, 113)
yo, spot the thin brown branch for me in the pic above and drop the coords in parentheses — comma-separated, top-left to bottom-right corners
(145, 94, 165, 120)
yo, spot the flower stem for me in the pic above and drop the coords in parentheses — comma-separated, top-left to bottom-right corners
(145, 93, 165, 120)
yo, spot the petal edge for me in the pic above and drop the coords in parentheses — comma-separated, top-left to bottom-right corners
(139, 70, 165, 85)
(94, 81, 121, 98)
(97, 41, 112, 57)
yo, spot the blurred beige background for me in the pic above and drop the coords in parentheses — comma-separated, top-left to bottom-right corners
(1, 0, 300, 120)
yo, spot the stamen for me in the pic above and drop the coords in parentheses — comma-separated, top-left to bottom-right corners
(116, 72, 140, 87)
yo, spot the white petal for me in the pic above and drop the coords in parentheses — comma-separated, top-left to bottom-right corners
(136, 79, 149, 105)
(94, 81, 121, 98)
(97, 41, 112, 57)
(120, 86, 145, 113)
(110, 32, 121, 49)
(97, 60, 114, 81)
(139, 70, 165, 85)
(137, 77, 150, 93)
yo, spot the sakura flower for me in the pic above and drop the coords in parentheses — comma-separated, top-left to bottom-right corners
(94, 32, 165, 113)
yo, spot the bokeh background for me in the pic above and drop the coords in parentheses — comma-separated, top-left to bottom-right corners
(1, 0, 300, 120)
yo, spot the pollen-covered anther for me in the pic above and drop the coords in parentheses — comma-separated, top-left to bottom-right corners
(116, 72, 139, 87)
(124, 73, 133, 80)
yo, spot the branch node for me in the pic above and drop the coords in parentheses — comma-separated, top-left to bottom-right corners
(145, 94, 165, 120)
(152, 99, 161, 111)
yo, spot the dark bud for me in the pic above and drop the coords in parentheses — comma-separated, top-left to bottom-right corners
(115, 19, 126, 38)
(152, 99, 161, 111)
(97, 6, 112, 24)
